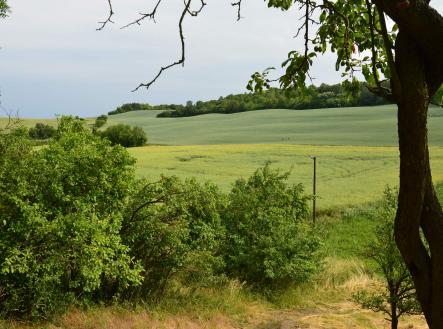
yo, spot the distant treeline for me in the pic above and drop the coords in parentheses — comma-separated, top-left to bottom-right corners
(108, 82, 390, 117)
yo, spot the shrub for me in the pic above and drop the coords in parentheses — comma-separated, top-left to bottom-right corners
(28, 123, 56, 140)
(0, 117, 141, 320)
(121, 177, 226, 300)
(94, 115, 108, 128)
(222, 164, 322, 287)
(100, 124, 147, 147)
(353, 186, 421, 329)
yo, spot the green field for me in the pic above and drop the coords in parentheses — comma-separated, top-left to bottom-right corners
(115, 105, 443, 208)
(130, 144, 443, 209)
(107, 105, 443, 146)
(4, 105, 443, 208)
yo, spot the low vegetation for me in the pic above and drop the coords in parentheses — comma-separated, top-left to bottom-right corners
(0, 118, 321, 321)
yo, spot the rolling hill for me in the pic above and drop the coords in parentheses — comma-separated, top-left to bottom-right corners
(106, 105, 443, 146)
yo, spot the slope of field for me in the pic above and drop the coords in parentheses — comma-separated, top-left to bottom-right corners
(107, 105, 443, 146)
(130, 144, 443, 209)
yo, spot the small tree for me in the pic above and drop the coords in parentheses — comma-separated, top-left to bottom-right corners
(354, 186, 421, 329)
(94, 114, 108, 129)
(100, 124, 147, 147)
(28, 123, 56, 140)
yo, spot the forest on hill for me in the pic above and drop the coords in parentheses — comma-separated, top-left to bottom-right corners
(108, 82, 390, 117)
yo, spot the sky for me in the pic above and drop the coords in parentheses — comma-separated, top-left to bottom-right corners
(0, 1, 442, 118)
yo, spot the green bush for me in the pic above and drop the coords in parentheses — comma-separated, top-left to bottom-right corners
(222, 164, 322, 287)
(121, 177, 226, 300)
(94, 115, 108, 128)
(0, 117, 141, 320)
(0, 118, 326, 320)
(100, 124, 147, 147)
(28, 123, 56, 140)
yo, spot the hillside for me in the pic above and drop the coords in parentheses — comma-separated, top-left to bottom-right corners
(106, 105, 443, 146)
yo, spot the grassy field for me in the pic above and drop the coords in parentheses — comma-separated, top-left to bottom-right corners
(3, 106, 443, 208)
(3, 105, 443, 147)
(107, 105, 443, 146)
(130, 143, 443, 209)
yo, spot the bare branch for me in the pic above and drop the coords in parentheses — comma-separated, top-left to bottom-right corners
(232, 1, 243, 21)
(187, 0, 206, 16)
(97, 0, 114, 31)
(132, 0, 192, 92)
(121, 0, 163, 29)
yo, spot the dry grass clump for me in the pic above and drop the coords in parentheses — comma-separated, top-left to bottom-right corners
(318, 257, 373, 291)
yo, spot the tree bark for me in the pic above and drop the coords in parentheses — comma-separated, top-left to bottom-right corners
(395, 28, 443, 328)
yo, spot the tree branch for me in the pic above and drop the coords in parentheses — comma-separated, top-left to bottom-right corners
(232, 1, 243, 21)
(187, 0, 207, 17)
(97, 0, 114, 31)
(121, 0, 163, 29)
(376, 5, 401, 101)
(131, 0, 192, 92)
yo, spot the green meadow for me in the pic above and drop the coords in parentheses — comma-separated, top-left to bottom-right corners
(129, 144, 443, 209)
(107, 105, 443, 146)
(105, 105, 443, 209)
(5, 105, 443, 208)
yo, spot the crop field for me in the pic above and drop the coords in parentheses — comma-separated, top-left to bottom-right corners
(107, 105, 443, 146)
(5, 105, 443, 208)
(130, 143, 443, 209)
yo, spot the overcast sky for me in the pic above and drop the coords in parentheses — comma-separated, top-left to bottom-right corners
(1, 1, 442, 118)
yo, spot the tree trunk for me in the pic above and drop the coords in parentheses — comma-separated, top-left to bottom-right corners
(391, 299, 398, 329)
(395, 31, 443, 328)
(391, 316, 398, 329)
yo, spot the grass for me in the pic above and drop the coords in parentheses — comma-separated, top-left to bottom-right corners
(321, 207, 378, 260)
(129, 143, 443, 209)
(106, 105, 443, 146)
